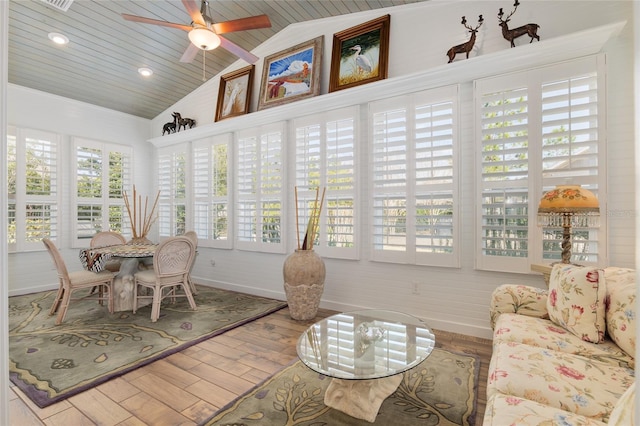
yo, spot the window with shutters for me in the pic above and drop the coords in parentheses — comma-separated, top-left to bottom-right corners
(193, 135, 231, 248)
(369, 85, 459, 267)
(7, 127, 60, 252)
(73, 138, 132, 244)
(157, 144, 188, 237)
(293, 107, 357, 259)
(475, 55, 606, 272)
(235, 123, 284, 253)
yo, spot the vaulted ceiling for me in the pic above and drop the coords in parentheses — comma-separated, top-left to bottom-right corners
(9, 0, 425, 119)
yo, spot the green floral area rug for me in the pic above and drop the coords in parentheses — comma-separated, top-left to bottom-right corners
(9, 286, 287, 408)
(202, 347, 479, 425)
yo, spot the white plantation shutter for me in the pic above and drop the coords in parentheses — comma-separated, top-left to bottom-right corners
(193, 135, 231, 248)
(235, 123, 284, 253)
(73, 138, 132, 243)
(7, 133, 17, 246)
(157, 144, 188, 237)
(540, 63, 602, 263)
(477, 82, 531, 272)
(293, 107, 357, 259)
(475, 55, 606, 271)
(7, 128, 60, 252)
(370, 85, 459, 266)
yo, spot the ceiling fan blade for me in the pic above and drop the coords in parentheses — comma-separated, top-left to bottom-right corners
(219, 36, 260, 64)
(182, 0, 206, 26)
(212, 15, 271, 34)
(122, 14, 192, 31)
(180, 43, 200, 63)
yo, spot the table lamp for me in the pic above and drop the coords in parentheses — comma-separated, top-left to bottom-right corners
(537, 184, 600, 264)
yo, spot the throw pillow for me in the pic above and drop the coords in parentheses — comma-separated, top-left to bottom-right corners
(547, 264, 606, 343)
(604, 267, 636, 358)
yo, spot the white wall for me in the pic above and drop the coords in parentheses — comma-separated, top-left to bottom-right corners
(7, 85, 154, 294)
(149, 0, 636, 339)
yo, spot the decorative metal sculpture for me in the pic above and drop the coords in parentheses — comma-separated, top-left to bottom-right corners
(173, 112, 196, 131)
(447, 15, 484, 63)
(162, 112, 178, 135)
(498, 0, 540, 47)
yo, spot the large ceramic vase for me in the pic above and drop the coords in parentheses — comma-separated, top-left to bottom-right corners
(283, 249, 326, 320)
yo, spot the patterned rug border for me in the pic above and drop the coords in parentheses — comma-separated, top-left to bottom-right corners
(201, 347, 481, 425)
(10, 287, 287, 408)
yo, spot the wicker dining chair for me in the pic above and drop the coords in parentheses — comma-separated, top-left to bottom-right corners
(90, 231, 127, 273)
(183, 231, 198, 295)
(133, 236, 197, 322)
(90, 231, 126, 248)
(43, 238, 115, 325)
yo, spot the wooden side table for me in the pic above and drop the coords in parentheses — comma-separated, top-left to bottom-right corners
(531, 263, 552, 287)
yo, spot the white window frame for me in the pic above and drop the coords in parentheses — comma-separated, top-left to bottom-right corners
(192, 134, 233, 249)
(475, 55, 607, 273)
(235, 122, 285, 253)
(292, 106, 359, 260)
(369, 85, 460, 267)
(157, 143, 189, 238)
(71, 137, 133, 246)
(7, 126, 61, 252)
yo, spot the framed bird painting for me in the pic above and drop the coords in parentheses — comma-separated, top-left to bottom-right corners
(329, 15, 390, 92)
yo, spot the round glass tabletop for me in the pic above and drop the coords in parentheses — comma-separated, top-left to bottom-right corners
(296, 309, 435, 380)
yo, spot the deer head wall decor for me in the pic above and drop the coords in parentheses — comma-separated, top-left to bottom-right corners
(498, 0, 540, 47)
(446, 15, 484, 63)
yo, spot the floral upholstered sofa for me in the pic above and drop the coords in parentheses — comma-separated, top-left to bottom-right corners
(484, 264, 636, 425)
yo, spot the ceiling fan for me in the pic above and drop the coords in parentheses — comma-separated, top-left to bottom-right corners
(122, 0, 270, 64)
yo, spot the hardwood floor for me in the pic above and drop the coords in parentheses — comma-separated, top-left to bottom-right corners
(9, 306, 492, 426)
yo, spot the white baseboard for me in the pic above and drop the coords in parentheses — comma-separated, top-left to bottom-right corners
(194, 277, 494, 341)
(9, 284, 58, 298)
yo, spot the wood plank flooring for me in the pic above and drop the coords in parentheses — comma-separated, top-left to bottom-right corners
(9, 307, 492, 426)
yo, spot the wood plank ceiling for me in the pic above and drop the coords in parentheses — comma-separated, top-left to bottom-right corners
(8, 0, 425, 119)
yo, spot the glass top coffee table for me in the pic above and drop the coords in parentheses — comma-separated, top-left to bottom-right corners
(297, 309, 435, 422)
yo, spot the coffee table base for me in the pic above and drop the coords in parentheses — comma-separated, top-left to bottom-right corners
(324, 375, 402, 423)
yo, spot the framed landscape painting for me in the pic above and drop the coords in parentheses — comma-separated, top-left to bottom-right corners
(215, 65, 254, 122)
(257, 36, 323, 110)
(329, 15, 390, 92)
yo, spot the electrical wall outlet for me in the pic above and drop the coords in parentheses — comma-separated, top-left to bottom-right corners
(412, 281, 420, 295)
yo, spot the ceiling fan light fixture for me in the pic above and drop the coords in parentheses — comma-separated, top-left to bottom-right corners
(188, 27, 221, 51)
(48, 32, 69, 45)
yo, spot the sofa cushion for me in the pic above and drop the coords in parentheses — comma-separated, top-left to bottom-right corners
(483, 393, 607, 426)
(607, 382, 635, 426)
(547, 264, 606, 343)
(493, 313, 634, 370)
(604, 267, 636, 359)
(487, 342, 634, 423)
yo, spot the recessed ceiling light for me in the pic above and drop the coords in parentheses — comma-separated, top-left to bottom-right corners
(48, 32, 69, 45)
(138, 67, 153, 77)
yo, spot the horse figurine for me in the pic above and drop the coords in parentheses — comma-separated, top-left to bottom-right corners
(173, 112, 196, 131)
(162, 112, 178, 135)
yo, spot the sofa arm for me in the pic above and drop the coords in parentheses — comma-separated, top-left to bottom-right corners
(489, 284, 550, 330)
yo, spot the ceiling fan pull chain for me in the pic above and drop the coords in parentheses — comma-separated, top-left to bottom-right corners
(202, 50, 206, 81)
